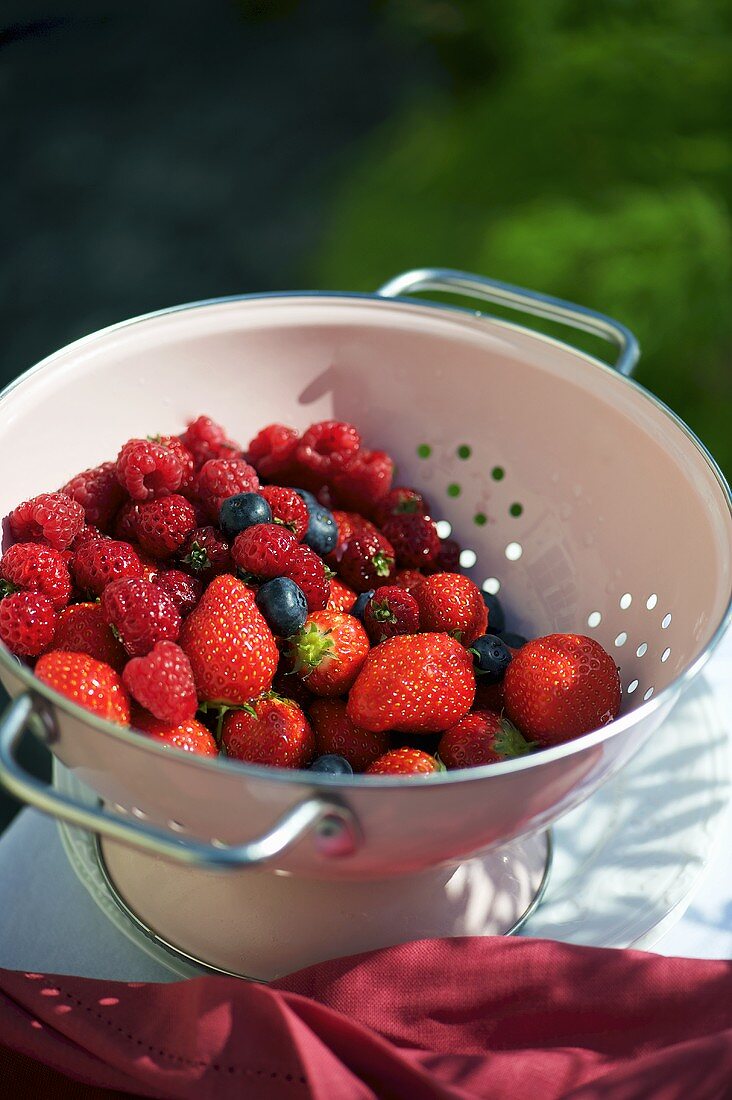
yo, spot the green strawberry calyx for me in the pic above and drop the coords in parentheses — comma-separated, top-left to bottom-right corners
(199, 699, 257, 740)
(395, 498, 420, 515)
(370, 599, 397, 624)
(494, 718, 534, 758)
(182, 542, 210, 574)
(372, 551, 395, 578)
(289, 623, 335, 675)
(0, 580, 17, 599)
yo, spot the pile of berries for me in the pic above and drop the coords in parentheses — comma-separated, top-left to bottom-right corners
(0, 416, 622, 776)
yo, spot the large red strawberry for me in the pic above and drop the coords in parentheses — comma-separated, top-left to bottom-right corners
(414, 573, 487, 645)
(288, 610, 369, 697)
(363, 585, 420, 643)
(504, 634, 621, 746)
(123, 641, 198, 725)
(365, 747, 442, 776)
(438, 710, 532, 769)
(51, 602, 127, 670)
(337, 530, 396, 593)
(308, 698, 389, 772)
(347, 633, 475, 733)
(179, 574, 278, 704)
(132, 707, 218, 757)
(283, 545, 331, 611)
(35, 651, 131, 724)
(222, 694, 315, 769)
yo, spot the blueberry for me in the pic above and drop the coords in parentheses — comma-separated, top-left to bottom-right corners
(310, 754, 353, 775)
(350, 589, 375, 623)
(481, 591, 506, 635)
(500, 631, 529, 649)
(292, 489, 338, 555)
(219, 492, 272, 538)
(255, 577, 308, 636)
(470, 634, 513, 683)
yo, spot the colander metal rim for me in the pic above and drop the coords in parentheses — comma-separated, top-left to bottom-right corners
(0, 289, 730, 789)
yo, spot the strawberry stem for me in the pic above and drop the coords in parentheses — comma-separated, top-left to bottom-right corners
(289, 623, 334, 674)
(372, 551, 394, 578)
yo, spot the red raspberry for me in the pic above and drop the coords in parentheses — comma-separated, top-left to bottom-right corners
(112, 500, 140, 542)
(60, 462, 125, 531)
(432, 537, 462, 573)
(179, 415, 240, 469)
(71, 525, 108, 551)
(1, 543, 72, 610)
(381, 513, 440, 569)
(115, 438, 183, 500)
(178, 526, 232, 577)
(101, 577, 181, 657)
(284, 545, 331, 611)
(231, 524, 297, 579)
(0, 591, 56, 656)
(272, 666, 317, 712)
(135, 495, 196, 559)
(153, 569, 203, 617)
(363, 585, 420, 643)
(294, 421, 361, 480)
(246, 423, 299, 481)
(259, 486, 308, 540)
(155, 436, 196, 493)
(330, 449, 394, 515)
(73, 539, 143, 596)
(338, 530, 396, 593)
(51, 602, 127, 670)
(374, 487, 430, 527)
(9, 492, 84, 551)
(393, 568, 426, 595)
(123, 640, 197, 724)
(194, 458, 259, 521)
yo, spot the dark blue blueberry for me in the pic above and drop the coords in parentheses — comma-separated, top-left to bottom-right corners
(292, 488, 338, 555)
(255, 577, 308, 636)
(481, 591, 506, 635)
(310, 754, 353, 775)
(470, 634, 513, 683)
(350, 589, 375, 623)
(500, 631, 529, 649)
(219, 492, 272, 538)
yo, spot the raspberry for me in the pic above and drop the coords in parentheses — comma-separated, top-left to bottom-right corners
(115, 438, 183, 500)
(363, 585, 420, 643)
(294, 421, 361, 480)
(246, 423, 299, 481)
(0, 591, 56, 656)
(381, 513, 441, 569)
(179, 415, 240, 469)
(284, 545, 331, 611)
(178, 526, 232, 577)
(73, 539, 143, 596)
(432, 537, 462, 573)
(231, 524, 297, 579)
(153, 569, 203, 617)
(135, 495, 196, 559)
(71, 525, 108, 551)
(1, 543, 72, 610)
(194, 458, 260, 521)
(101, 577, 181, 656)
(337, 530, 396, 593)
(374, 486, 430, 527)
(259, 486, 309, 540)
(9, 492, 84, 551)
(155, 436, 196, 493)
(60, 462, 125, 531)
(123, 640, 197, 724)
(51, 602, 126, 670)
(330, 449, 394, 515)
(112, 500, 140, 542)
(393, 568, 425, 595)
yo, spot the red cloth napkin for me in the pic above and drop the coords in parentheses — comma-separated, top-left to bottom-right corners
(0, 937, 730, 1099)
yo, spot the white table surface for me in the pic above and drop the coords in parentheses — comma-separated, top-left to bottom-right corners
(1, 633, 730, 981)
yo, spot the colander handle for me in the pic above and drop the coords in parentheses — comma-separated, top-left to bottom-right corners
(0, 693, 361, 869)
(377, 267, 640, 376)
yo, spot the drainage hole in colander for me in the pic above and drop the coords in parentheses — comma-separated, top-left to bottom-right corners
(661, 647, 671, 663)
(614, 632, 628, 647)
(627, 679, 639, 694)
(587, 611, 602, 628)
(620, 593, 632, 610)
(167, 820, 186, 833)
(112, 803, 127, 815)
(646, 593, 658, 610)
(460, 548, 477, 568)
(644, 687, 655, 701)
(636, 642, 648, 657)
(505, 541, 523, 561)
(662, 613, 672, 629)
(482, 577, 501, 595)
(210, 838, 227, 849)
(130, 807, 148, 820)
(435, 520, 452, 539)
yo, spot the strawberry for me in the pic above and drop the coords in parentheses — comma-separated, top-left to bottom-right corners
(179, 526, 232, 577)
(35, 651, 131, 724)
(51, 602, 127, 670)
(73, 539, 143, 596)
(101, 577, 181, 656)
(329, 449, 394, 515)
(374, 487, 430, 527)
(194, 458, 259, 521)
(179, 574, 278, 705)
(309, 698, 388, 772)
(134, 495, 196, 559)
(365, 748, 442, 776)
(503, 634, 621, 746)
(432, 537, 462, 574)
(438, 710, 532, 769)
(337, 530, 396, 593)
(61, 462, 125, 530)
(0, 543, 72, 610)
(327, 511, 380, 568)
(289, 610, 370, 697)
(9, 492, 84, 551)
(221, 694, 315, 769)
(231, 524, 297, 579)
(414, 573, 487, 645)
(381, 513, 440, 569)
(153, 569, 203, 617)
(283, 545, 331, 611)
(116, 438, 183, 500)
(393, 568, 426, 595)
(259, 486, 309, 540)
(473, 677, 506, 713)
(0, 591, 56, 656)
(180, 415, 240, 469)
(326, 577, 357, 613)
(347, 633, 475, 733)
(123, 641, 198, 725)
(363, 585, 420, 642)
(132, 707, 218, 757)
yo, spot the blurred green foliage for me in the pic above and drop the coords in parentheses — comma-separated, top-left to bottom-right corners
(317, 0, 732, 472)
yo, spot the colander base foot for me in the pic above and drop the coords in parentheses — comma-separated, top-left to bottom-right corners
(97, 831, 552, 982)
